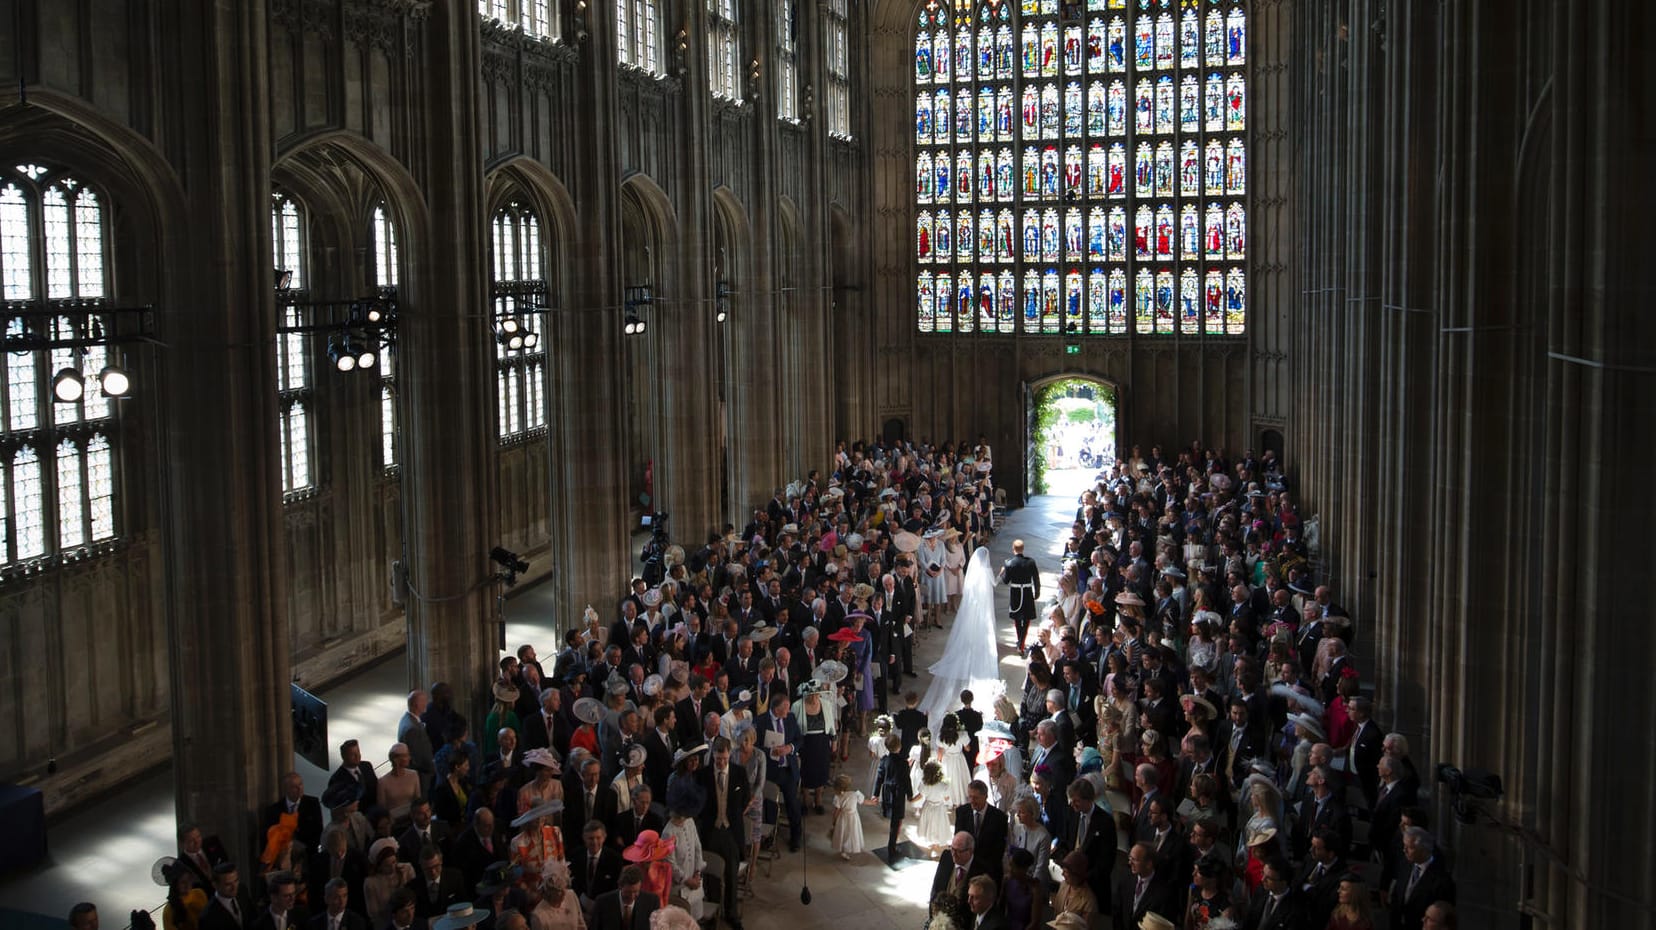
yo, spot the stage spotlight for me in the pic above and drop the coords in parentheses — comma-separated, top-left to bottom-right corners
(52, 367, 85, 402)
(715, 306, 728, 323)
(490, 546, 530, 574)
(624, 313, 646, 335)
(328, 338, 357, 372)
(522, 331, 540, 349)
(98, 364, 131, 397)
(356, 342, 377, 370)
(276, 269, 294, 289)
(500, 317, 520, 334)
(365, 303, 384, 323)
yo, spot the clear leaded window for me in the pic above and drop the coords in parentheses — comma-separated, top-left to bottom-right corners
(370, 203, 399, 470)
(825, 0, 852, 138)
(490, 202, 548, 441)
(913, 0, 1247, 336)
(708, 0, 741, 101)
(273, 190, 313, 494)
(618, 0, 663, 74)
(775, 0, 799, 121)
(0, 164, 121, 566)
(479, 0, 558, 40)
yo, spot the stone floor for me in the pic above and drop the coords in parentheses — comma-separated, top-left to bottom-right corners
(0, 494, 1078, 930)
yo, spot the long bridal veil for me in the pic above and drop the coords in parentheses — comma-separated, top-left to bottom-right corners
(919, 547, 1006, 729)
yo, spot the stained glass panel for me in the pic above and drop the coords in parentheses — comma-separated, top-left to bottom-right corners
(915, 0, 1245, 336)
(14, 447, 44, 561)
(57, 439, 84, 550)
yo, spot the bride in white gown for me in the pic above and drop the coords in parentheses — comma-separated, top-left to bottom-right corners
(919, 547, 1007, 730)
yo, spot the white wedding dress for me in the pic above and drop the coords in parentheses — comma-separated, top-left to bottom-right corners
(919, 547, 1006, 729)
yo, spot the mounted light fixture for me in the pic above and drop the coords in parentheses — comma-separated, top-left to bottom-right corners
(98, 361, 131, 397)
(522, 330, 540, 349)
(715, 281, 731, 323)
(328, 336, 358, 372)
(52, 367, 85, 403)
(624, 285, 653, 336)
(276, 269, 294, 290)
(355, 339, 377, 370)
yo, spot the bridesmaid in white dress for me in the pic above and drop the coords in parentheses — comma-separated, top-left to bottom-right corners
(912, 761, 953, 852)
(936, 714, 974, 809)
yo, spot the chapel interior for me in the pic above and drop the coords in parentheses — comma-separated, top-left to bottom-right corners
(0, 0, 1650, 928)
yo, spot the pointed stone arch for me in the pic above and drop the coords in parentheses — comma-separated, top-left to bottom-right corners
(272, 130, 431, 299)
(485, 156, 579, 308)
(0, 91, 188, 309)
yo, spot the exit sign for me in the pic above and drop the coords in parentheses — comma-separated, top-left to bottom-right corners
(1065, 344, 1081, 354)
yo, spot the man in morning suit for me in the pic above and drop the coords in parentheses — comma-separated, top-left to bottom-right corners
(307, 879, 368, 930)
(1113, 843, 1176, 930)
(965, 876, 1007, 930)
(1389, 828, 1455, 930)
(1053, 780, 1115, 912)
(931, 832, 994, 909)
(570, 821, 624, 909)
(1247, 858, 1309, 930)
(593, 866, 659, 930)
(755, 693, 804, 851)
(263, 772, 325, 853)
(953, 781, 1009, 885)
(697, 737, 751, 929)
(198, 862, 252, 930)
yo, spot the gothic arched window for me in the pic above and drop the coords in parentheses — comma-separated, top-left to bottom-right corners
(0, 163, 121, 566)
(479, 0, 558, 40)
(272, 190, 313, 494)
(913, 0, 1246, 336)
(618, 0, 663, 74)
(370, 202, 399, 470)
(708, 0, 741, 100)
(490, 201, 548, 441)
(775, 0, 800, 121)
(826, 0, 853, 137)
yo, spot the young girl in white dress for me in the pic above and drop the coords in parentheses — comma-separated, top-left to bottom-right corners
(867, 715, 893, 797)
(909, 728, 933, 798)
(936, 714, 973, 809)
(828, 773, 866, 860)
(912, 760, 953, 853)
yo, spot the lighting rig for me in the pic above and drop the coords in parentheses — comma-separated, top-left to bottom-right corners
(1, 301, 154, 402)
(274, 285, 398, 373)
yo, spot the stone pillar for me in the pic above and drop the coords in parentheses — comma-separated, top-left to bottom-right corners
(162, 0, 293, 866)
(550, 0, 633, 619)
(655, 0, 723, 543)
(399, 2, 497, 717)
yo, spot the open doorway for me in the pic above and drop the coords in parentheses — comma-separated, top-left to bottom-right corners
(1028, 377, 1118, 501)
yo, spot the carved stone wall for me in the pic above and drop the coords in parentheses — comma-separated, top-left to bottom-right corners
(0, 0, 861, 833)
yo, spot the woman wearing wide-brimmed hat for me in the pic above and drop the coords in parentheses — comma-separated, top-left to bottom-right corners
(660, 778, 709, 920)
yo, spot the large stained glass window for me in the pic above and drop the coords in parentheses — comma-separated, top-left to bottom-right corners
(0, 164, 121, 566)
(775, 0, 800, 121)
(478, 0, 558, 40)
(490, 201, 548, 441)
(914, 0, 1246, 336)
(370, 203, 399, 471)
(273, 191, 313, 495)
(825, 0, 852, 138)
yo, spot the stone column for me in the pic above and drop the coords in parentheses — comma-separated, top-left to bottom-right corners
(655, 0, 723, 543)
(550, 0, 634, 620)
(398, 2, 497, 717)
(162, 0, 292, 866)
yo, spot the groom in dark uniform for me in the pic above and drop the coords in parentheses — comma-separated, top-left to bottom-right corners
(998, 539, 1041, 650)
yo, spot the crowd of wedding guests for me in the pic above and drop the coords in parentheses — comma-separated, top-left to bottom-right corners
(119, 438, 1004, 930)
(76, 439, 1458, 930)
(904, 444, 1457, 930)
